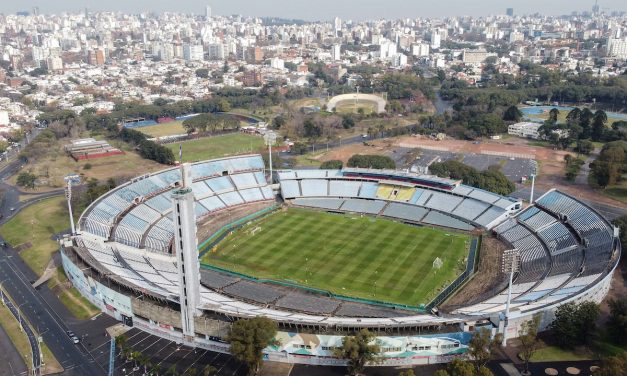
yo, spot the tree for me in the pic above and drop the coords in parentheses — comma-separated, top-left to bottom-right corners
(433, 358, 493, 376)
(398, 370, 415, 376)
(606, 298, 627, 345)
(575, 139, 594, 155)
(518, 315, 541, 375)
(592, 110, 608, 141)
(202, 365, 217, 376)
(227, 317, 278, 376)
(550, 301, 600, 348)
(333, 329, 381, 376)
(320, 160, 343, 169)
(595, 352, 627, 376)
(503, 105, 523, 122)
(342, 115, 356, 129)
(16, 171, 37, 189)
(549, 108, 560, 123)
(467, 329, 502, 371)
(195, 68, 210, 78)
(347, 154, 395, 169)
(590, 142, 626, 188)
(612, 216, 627, 254)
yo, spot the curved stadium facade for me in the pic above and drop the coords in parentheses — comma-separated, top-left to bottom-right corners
(61, 154, 621, 366)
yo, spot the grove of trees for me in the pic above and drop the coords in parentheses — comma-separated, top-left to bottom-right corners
(227, 317, 278, 376)
(347, 154, 396, 169)
(428, 160, 515, 195)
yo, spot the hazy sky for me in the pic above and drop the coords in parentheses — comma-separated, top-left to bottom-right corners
(1, 0, 625, 20)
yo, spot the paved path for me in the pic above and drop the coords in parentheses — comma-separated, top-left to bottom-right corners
(0, 321, 29, 376)
(0, 288, 41, 374)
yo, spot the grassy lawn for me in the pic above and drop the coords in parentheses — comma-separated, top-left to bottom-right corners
(529, 345, 593, 362)
(294, 151, 325, 167)
(201, 208, 470, 306)
(136, 121, 186, 138)
(525, 109, 626, 125)
(47, 267, 99, 319)
(0, 197, 68, 276)
(335, 100, 377, 115)
(11, 143, 163, 189)
(0, 297, 34, 372)
(168, 133, 266, 163)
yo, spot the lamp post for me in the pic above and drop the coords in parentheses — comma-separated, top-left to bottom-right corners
(501, 248, 520, 346)
(529, 174, 535, 204)
(264, 131, 277, 183)
(64, 174, 81, 235)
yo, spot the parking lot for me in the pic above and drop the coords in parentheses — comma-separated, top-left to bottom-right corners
(411, 149, 536, 183)
(87, 328, 245, 376)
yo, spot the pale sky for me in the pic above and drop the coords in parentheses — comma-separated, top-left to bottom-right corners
(1, 0, 625, 20)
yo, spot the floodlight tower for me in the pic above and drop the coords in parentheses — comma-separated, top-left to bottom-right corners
(64, 174, 81, 235)
(172, 163, 201, 342)
(264, 130, 277, 183)
(501, 248, 520, 346)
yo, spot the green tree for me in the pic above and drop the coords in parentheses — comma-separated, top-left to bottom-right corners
(333, 329, 381, 376)
(595, 352, 627, 376)
(320, 160, 343, 169)
(606, 298, 627, 345)
(590, 142, 625, 188)
(16, 171, 37, 189)
(347, 154, 395, 169)
(398, 370, 415, 376)
(467, 329, 502, 371)
(342, 115, 356, 129)
(550, 301, 600, 348)
(549, 108, 560, 123)
(592, 110, 608, 141)
(195, 68, 210, 78)
(518, 315, 541, 375)
(575, 139, 594, 155)
(503, 105, 523, 122)
(612, 216, 627, 253)
(227, 317, 278, 376)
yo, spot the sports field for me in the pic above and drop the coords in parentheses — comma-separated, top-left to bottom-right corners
(168, 133, 266, 162)
(201, 208, 471, 307)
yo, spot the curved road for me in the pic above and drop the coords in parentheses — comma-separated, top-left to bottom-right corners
(0, 160, 106, 375)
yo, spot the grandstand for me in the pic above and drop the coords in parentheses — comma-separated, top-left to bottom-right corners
(63, 155, 620, 367)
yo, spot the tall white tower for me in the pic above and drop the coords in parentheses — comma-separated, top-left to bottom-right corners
(172, 163, 201, 342)
(205, 5, 212, 20)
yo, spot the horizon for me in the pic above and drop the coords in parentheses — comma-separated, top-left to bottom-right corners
(1, 0, 626, 21)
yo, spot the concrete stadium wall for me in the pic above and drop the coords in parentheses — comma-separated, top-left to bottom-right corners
(327, 93, 387, 114)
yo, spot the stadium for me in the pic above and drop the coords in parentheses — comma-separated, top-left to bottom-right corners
(61, 154, 621, 366)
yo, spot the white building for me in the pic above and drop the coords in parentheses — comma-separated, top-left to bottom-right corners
(430, 30, 441, 49)
(0, 111, 9, 126)
(47, 56, 64, 72)
(508, 122, 542, 139)
(391, 53, 408, 67)
(207, 43, 225, 60)
(331, 44, 341, 61)
(380, 41, 397, 59)
(606, 38, 627, 59)
(411, 43, 430, 57)
(270, 57, 285, 69)
(183, 44, 204, 61)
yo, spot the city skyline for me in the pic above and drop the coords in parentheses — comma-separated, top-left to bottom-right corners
(1, 0, 626, 20)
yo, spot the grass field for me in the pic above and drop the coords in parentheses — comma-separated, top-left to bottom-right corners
(137, 121, 186, 137)
(201, 208, 471, 306)
(0, 197, 68, 276)
(168, 133, 266, 163)
(335, 100, 378, 115)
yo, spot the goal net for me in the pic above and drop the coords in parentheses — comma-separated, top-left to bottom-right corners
(433, 257, 444, 270)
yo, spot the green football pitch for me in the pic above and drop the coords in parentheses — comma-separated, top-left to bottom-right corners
(200, 208, 472, 307)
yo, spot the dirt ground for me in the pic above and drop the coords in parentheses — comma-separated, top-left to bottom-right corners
(440, 236, 509, 311)
(395, 135, 627, 210)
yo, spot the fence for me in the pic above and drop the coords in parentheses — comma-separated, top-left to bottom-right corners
(425, 237, 480, 312)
